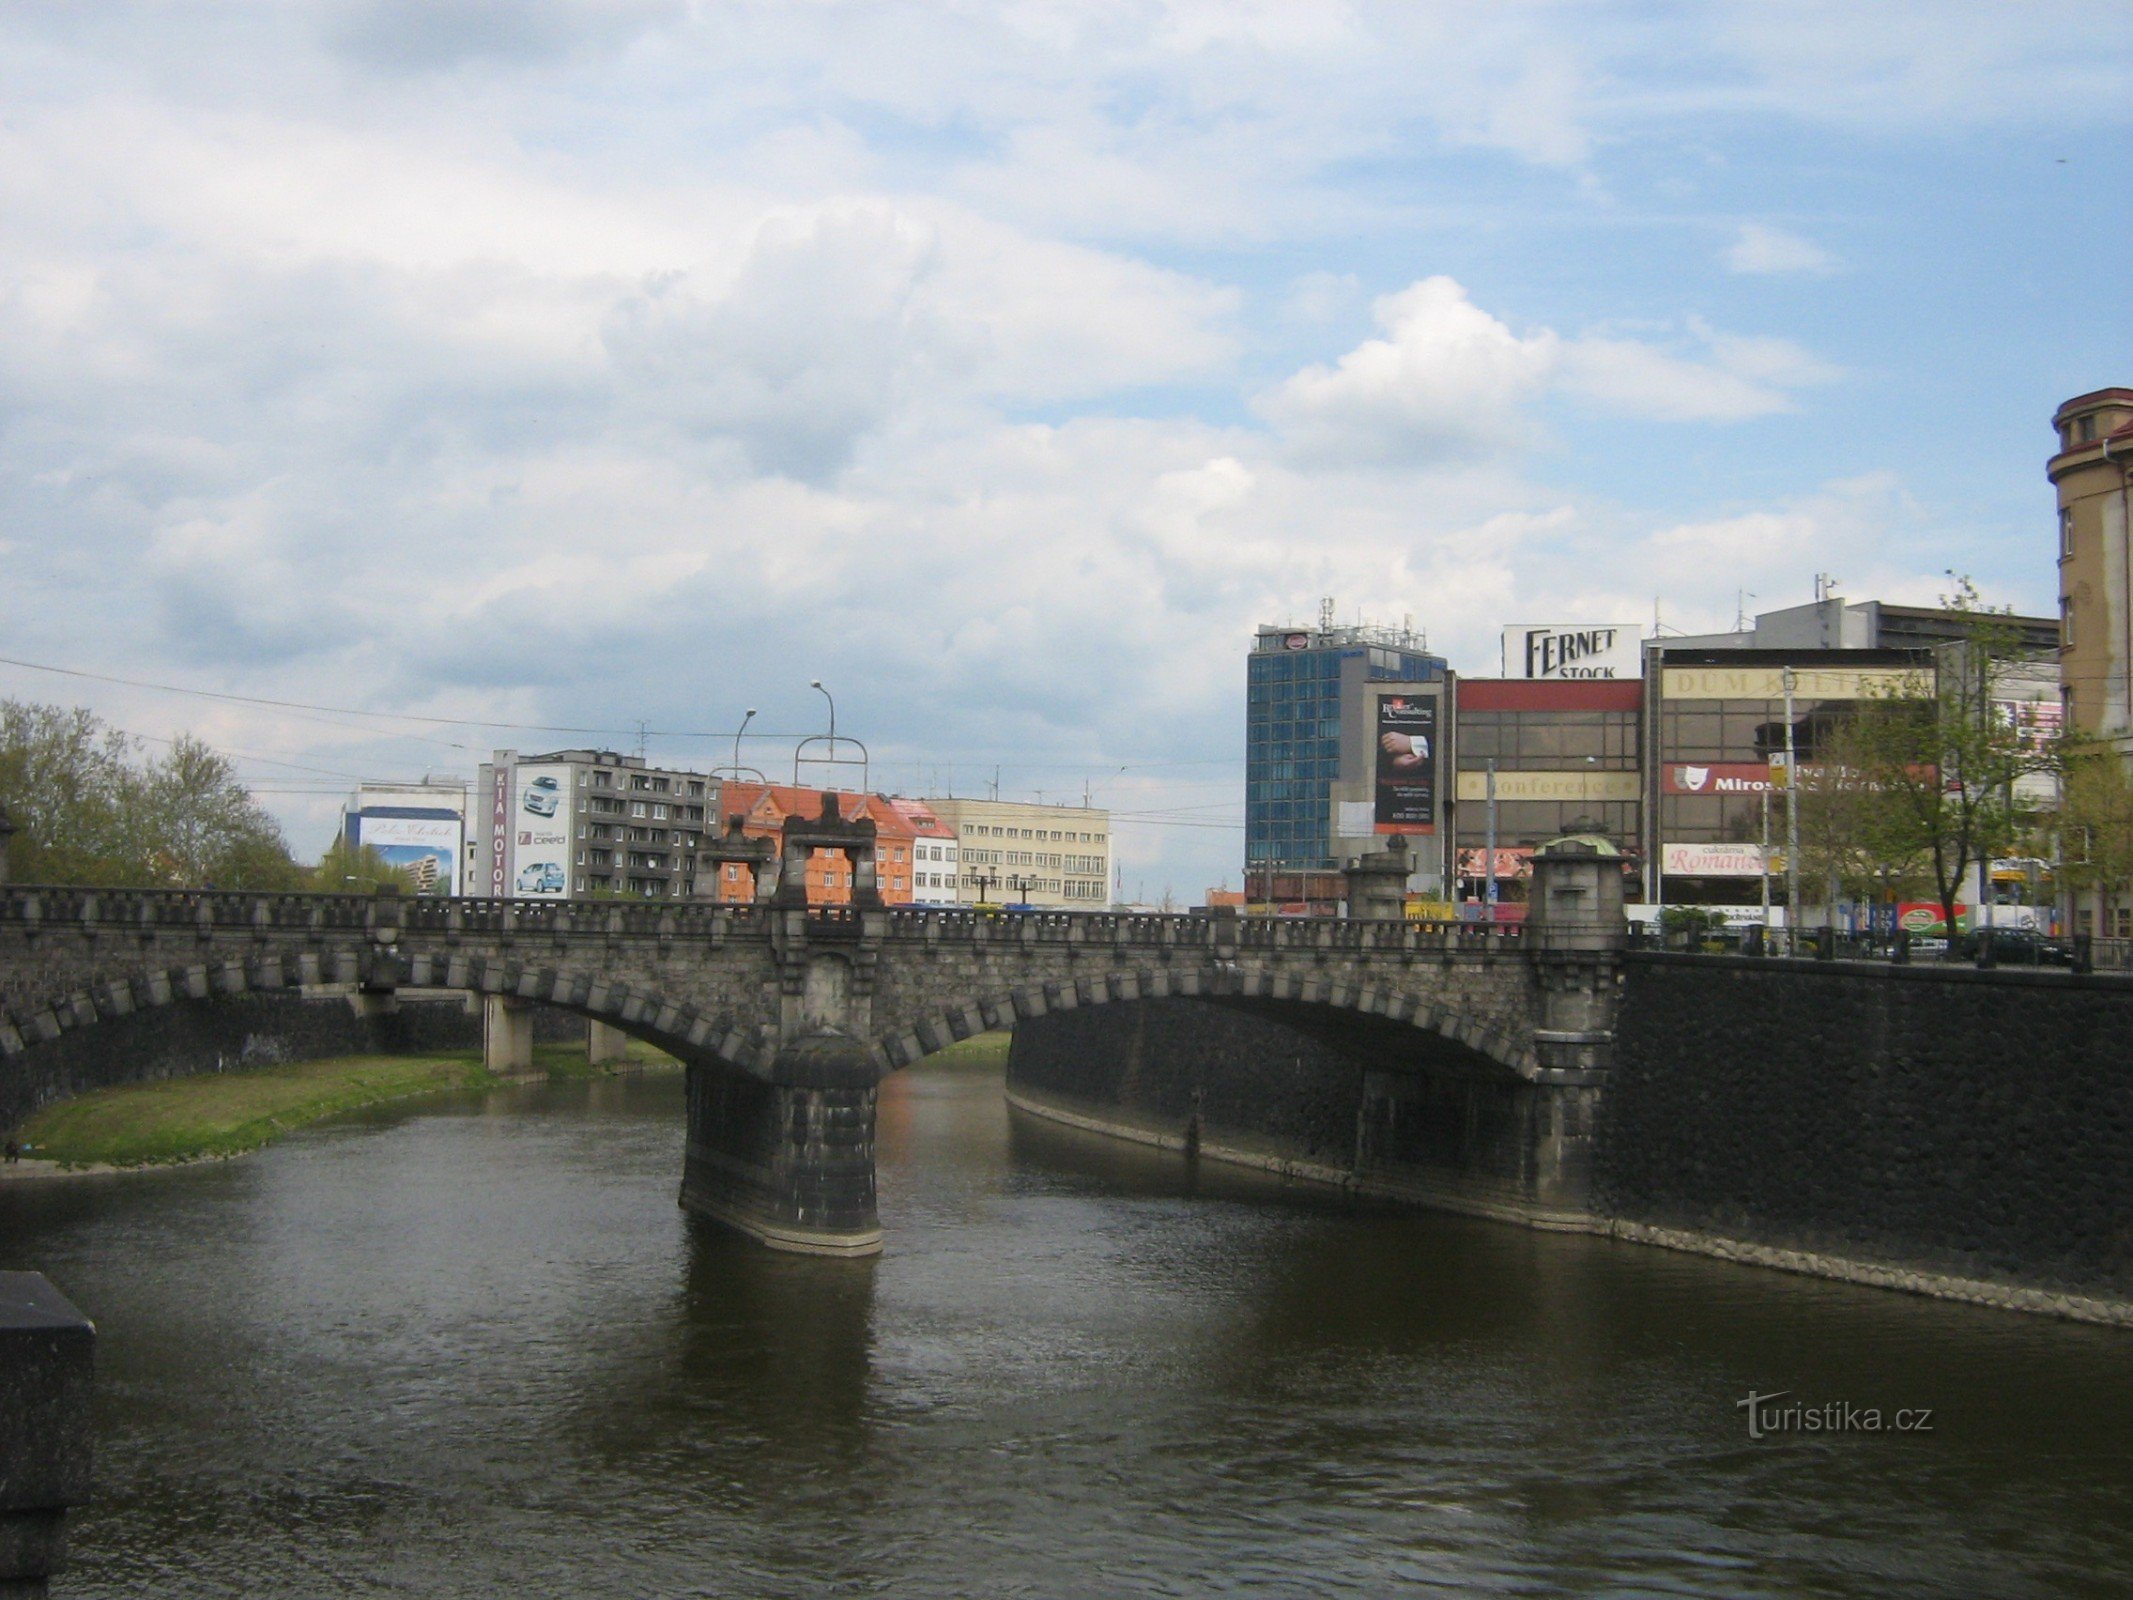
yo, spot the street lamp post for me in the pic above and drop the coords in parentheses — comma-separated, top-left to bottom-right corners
(810, 680, 837, 759)
(732, 708, 755, 775)
(971, 870, 998, 906)
(1483, 758, 1498, 926)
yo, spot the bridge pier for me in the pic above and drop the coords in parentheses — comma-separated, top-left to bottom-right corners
(586, 1020, 632, 1067)
(680, 1032, 882, 1257)
(482, 995, 535, 1076)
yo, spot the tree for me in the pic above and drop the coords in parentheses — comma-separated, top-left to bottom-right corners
(0, 701, 141, 884)
(2056, 743, 2133, 933)
(1795, 714, 1936, 915)
(1796, 580, 2055, 941)
(139, 734, 307, 889)
(0, 700, 304, 888)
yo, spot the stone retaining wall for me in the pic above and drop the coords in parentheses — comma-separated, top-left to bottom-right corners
(1601, 954, 2133, 1304)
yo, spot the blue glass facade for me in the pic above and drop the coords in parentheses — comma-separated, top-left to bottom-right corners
(1244, 632, 1445, 876)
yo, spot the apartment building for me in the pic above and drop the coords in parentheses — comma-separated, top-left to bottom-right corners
(474, 749, 718, 900)
(925, 796, 1111, 909)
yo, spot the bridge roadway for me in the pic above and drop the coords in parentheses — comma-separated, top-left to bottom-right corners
(0, 857, 1623, 1255)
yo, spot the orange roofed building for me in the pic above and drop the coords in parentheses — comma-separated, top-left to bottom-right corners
(709, 783, 921, 906)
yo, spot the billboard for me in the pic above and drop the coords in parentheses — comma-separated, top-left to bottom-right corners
(351, 810, 462, 895)
(1502, 623, 1641, 680)
(1373, 691, 1439, 833)
(511, 763, 574, 899)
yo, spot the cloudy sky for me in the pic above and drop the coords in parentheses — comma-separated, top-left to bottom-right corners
(2, 1, 2127, 898)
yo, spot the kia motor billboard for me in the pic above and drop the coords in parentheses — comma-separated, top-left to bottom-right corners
(511, 763, 574, 899)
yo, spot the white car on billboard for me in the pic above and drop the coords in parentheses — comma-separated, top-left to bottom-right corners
(517, 862, 566, 894)
(522, 775, 562, 817)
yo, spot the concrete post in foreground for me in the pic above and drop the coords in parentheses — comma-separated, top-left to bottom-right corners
(680, 1032, 882, 1257)
(482, 994, 535, 1075)
(586, 1020, 632, 1067)
(0, 1273, 94, 1599)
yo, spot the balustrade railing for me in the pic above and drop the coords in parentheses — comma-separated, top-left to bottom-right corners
(0, 886, 1529, 953)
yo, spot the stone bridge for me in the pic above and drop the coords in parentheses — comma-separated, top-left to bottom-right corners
(0, 839, 1625, 1257)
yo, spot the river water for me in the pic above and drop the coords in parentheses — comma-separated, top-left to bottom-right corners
(4, 1058, 2130, 1598)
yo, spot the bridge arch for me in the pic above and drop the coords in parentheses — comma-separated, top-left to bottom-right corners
(0, 948, 771, 1088)
(875, 963, 1538, 1081)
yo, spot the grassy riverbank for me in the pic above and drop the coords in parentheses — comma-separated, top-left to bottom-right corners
(18, 1041, 676, 1169)
(925, 1031, 1012, 1069)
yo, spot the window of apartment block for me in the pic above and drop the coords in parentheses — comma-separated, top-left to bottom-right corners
(2061, 508, 2076, 558)
(2062, 594, 2075, 648)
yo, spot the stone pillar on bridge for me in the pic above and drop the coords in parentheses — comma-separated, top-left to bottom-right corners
(586, 1020, 632, 1067)
(680, 1033, 881, 1256)
(1525, 832, 1628, 1072)
(680, 797, 887, 1257)
(0, 1272, 94, 1598)
(1514, 833, 1629, 1221)
(483, 995, 535, 1076)
(1342, 835, 1413, 920)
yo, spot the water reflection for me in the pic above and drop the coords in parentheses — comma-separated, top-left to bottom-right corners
(0, 1060, 2127, 1597)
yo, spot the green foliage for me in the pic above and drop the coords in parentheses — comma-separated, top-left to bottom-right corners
(20, 1052, 503, 1166)
(2057, 744, 2133, 898)
(17, 1039, 679, 1167)
(1, 700, 303, 888)
(1794, 578, 2055, 934)
(312, 836, 420, 895)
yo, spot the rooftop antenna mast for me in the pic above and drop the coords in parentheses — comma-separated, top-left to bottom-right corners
(1319, 595, 1335, 635)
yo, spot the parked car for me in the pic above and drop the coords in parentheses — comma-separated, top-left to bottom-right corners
(522, 775, 562, 817)
(516, 861, 566, 894)
(1957, 929, 2072, 966)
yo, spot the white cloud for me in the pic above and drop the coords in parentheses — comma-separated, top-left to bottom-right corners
(1255, 276, 1558, 465)
(1259, 277, 1839, 454)
(1557, 337, 1792, 422)
(1725, 222, 1838, 276)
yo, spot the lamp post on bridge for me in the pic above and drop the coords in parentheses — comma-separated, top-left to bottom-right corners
(795, 680, 869, 790)
(1008, 873, 1036, 908)
(971, 870, 999, 907)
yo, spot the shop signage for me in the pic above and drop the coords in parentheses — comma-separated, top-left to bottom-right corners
(1662, 841, 1776, 877)
(1456, 848, 1533, 879)
(1660, 665, 1925, 701)
(1897, 902, 1971, 936)
(1663, 763, 1780, 795)
(1454, 770, 1640, 803)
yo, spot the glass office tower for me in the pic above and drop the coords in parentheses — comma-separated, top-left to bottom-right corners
(1245, 619, 1445, 914)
